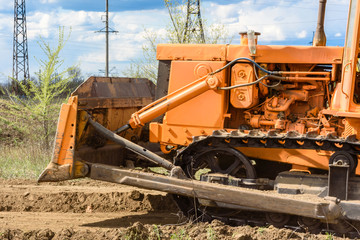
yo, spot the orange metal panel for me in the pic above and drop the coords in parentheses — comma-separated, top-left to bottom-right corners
(165, 61, 227, 128)
(149, 122, 219, 146)
(228, 45, 343, 64)
(239, 147, 331, 171)
(52, 96, 78, 169)
(226, 45, 343, 64)
(157, 44, 227, 61)
(157, 44, 342, 64)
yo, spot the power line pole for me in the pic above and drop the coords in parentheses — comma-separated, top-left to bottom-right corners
(12, 0, 30, 84)
(97, 0, 117, 77)
(105, 0, 109, 77)
(183, 0, 205, 43)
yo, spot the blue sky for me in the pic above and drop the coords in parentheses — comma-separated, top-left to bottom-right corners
(0, 0, 350, 83)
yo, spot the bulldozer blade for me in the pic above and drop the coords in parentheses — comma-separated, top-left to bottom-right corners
(38, 77, 155, 182)
(38, 96, 79, 182)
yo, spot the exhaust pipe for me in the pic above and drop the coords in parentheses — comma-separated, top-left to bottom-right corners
(313, 0, 327, 46)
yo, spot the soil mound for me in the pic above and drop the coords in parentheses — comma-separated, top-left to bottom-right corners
(0, 179, 349, 240)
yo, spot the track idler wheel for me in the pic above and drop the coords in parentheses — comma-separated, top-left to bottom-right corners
(187, 146, 256, 179)
(265, 212, 291, 228)
(298, 216, 322, 233)
(172, 146, 256, 224)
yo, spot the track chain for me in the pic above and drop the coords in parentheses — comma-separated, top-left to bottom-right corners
(176, 129, 360, 160)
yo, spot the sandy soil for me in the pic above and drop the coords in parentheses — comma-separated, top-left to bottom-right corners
(0, 179, 349, 239)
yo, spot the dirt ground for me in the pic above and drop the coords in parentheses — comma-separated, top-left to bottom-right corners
(0, 179, 350, 240)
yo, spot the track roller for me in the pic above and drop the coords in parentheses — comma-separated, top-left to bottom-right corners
(298, 216, 322, 233)
(265, 212, 291, 228)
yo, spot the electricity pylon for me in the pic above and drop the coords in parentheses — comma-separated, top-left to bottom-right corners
(12, 0, 30, 83)
(183, 0, 205, 43)
(165, 0, 205, 44)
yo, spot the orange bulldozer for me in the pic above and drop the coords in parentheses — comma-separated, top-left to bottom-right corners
(39, 0, 360, 236)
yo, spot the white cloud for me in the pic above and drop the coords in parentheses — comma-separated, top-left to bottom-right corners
(0, 38, 12, 80)
(203, 0, 348, 44)
(0, 0, 350, 82)
(0, 0, 12, 11)
(27, 12, 53, 39)
(40, 0, 58, 3)
(296, 30, 307, 39)
(0, 14, 13, 32)
(78, 51, 104, 64)
(72, 8, 168, 75)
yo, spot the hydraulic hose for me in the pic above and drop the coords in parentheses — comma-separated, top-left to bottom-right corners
(211, 57, 279, 76)
(218, 75, 286, 90)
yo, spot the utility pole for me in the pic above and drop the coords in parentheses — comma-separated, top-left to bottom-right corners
(183, 0, 205, 43)
(97, 0, 117, 77)
(105, 0, 109, 77)
(12, 0, 30, 86)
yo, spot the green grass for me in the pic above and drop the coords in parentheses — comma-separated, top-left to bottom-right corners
(0, 144, 51, 179)
(152, 225, 162, 240)
(257, 226, 268, 234)
(325, 232, 334, 240)
(170, 229, 190, 240)
(149, 167, 169, 176)
(206, 226, 217, 240)
(194, 168, 211, 180)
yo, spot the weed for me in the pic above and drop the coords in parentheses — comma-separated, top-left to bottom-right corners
(170, 229, 190, 240)
(325, 232, 334, 240)
(257, 226, 267, 234)
(194, 168, 211, 180)
(206, 226, 217, 240)
(152, 225, 161, 240)
(149, 167, 169, 176)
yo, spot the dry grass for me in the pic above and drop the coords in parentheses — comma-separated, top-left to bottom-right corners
(0, 98, 57, 179)
(0, 144, 51, 179)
